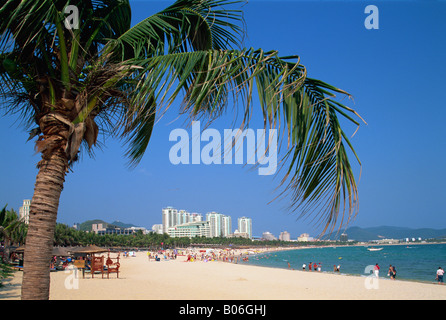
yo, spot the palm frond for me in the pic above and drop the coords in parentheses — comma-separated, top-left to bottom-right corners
(110, 0, 245, 61)
(119, 48, 362, 232)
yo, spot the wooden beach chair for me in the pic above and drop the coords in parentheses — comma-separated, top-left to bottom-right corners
(105, 254, 120, 279)
(91, 256, 104, 278)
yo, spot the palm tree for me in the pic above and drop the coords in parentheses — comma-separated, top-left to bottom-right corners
(0, 205, 27, 263)
(0, 0, 363, 300)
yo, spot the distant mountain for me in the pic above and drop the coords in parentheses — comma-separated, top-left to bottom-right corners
(111, 220, 138, 229)
(323, 226, 446, 242)
(77, 219, 139, 232)
(78, 219, 109, 232)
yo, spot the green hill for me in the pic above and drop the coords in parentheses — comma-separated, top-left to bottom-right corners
(111, 220, 138, 229)
(78, 220, 108, 231)
(77, 219, 138, 232)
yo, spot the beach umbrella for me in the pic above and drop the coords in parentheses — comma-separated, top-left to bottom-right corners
(12, 246, 26, 253)
(52, 247, 70, 256)
(70, 245, 108, 254)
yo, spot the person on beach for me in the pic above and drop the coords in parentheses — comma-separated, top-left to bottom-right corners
(388, 265, 394, 280)
(308, 262, 312, 271)
(391, 265, 396, 280)
(313, 262, 317, 271)
(302, 263, 306, 270)
(436, 267, 444, 284)
(374, 263, 380, 278)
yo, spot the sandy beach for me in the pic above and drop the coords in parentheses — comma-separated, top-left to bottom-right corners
(1, 249, 445, 300)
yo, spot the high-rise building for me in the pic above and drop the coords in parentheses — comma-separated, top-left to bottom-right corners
(221, 215, 232, 237)
(178, 210, 190, 225)
(206, 212, 233, 237)
(238, 216, 252, 239)
(190, 213, 203, 222)
(207, 212, 223, 237)
(19, 199, 31, 224)
(162, 207, 178, 234)
(279, 231, 291, 241)
(161, 207, 249, 238)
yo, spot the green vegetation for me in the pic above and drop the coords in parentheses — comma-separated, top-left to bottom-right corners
(0, 259, 13, 288)
(53, 223, 354, 249)
(0, 204, 27, 286)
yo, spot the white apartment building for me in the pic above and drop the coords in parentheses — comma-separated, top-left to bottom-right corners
(206, 212, 222, 237)
(206, 211, 233, 237)
(190, 213, 203, 222)
(161, 207, 250, 239)
(238, 216, 252, 239)
(152, 224, 163, 234)
(162, 207, 206, 234)
(162, 207, 178, 234)
(297, 233, 313, 242)
(279, 231, 291, 241)
(19, 199, 31, 224)
(221, 215, 232, 237)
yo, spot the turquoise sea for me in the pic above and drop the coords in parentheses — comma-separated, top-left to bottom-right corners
(242, 243, 446, 283)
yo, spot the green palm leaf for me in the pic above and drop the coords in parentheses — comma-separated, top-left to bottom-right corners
(116, 47, 362, 233)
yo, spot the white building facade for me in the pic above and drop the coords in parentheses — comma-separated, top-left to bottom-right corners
(19, 199, 31, 224)
(238, 216, 252, 239)
(167, 221, 210, 238)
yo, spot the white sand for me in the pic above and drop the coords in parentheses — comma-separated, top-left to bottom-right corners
(1, 250, 446, 300)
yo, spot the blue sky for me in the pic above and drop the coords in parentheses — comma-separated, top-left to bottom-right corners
(1, 0, 445, 238)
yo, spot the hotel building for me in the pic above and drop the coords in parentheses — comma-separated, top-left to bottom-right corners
(167, 221, 210, 238)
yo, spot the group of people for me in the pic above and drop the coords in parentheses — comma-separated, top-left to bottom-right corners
(374, 263, 445, 284)
(301, 262, 337, 272)
(147, 250, 178, 261)
(50, 255, 72, 270)
(184, 250, 247, 263)
(144, 248, 249, 263)
(373, 263, 397, 279)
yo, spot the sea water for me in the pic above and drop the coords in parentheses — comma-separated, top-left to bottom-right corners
(243, 243, 446, 283)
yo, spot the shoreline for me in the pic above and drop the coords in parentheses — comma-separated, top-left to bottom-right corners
(1, 247, 445, 300)
(242, 242, 446, 285)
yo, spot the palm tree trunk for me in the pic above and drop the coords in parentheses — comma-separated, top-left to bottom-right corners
(21, 150, 68, 300)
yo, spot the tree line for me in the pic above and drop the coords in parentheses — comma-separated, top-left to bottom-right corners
(2, 204, 350, 250)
